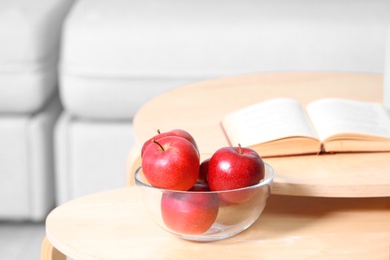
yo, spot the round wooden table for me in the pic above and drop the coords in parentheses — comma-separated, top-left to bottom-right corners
(45, 187, 390, 259)
(129, 72, 390, 197)
(44, 72, 390, 259)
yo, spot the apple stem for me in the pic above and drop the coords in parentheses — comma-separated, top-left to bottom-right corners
(157, 129, 161, 134)
(238, 143, 242, 154)
(152, 139, 165, 151)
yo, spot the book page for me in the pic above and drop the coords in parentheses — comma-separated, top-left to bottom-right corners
(222, 98, 318, 147)
(306, 98, 390, 142)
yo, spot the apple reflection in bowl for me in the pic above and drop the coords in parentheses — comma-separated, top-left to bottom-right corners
(134, 163, 274, 242)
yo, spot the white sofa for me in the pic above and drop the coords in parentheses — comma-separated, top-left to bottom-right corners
(55, 0, 390, 204)
(0, 0, 74, 221)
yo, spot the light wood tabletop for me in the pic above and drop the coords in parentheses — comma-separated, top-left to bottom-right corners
(129, 72, 390, 197)
(44, 72, 390, 259)
(45, 187, 390, 259)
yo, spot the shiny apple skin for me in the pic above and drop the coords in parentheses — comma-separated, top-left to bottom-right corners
(207, 146, 265, 203)
(197, 158, 210, 183)
(142, 136, 200, 191)
(141, 129, 198, 157)
(161, 190, 219, 235)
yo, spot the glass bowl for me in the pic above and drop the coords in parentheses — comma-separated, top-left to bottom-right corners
(134, 163, 274, 242)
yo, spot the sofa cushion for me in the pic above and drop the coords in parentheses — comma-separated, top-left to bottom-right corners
(0, 94, 61, 220)
(60, 76, 198, 120)
(0, 0, 74, 113)
(54, 112, 135, 204)
(60, 0, 390, 120)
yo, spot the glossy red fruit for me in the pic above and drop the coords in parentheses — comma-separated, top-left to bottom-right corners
(161, 190, 219, 235)
(142, 136, 199, 190)
(197, 158, 210, 183)
(189, 181, 211, 192)
(207, 145, 265, 203)
(141, 129, 198, 157)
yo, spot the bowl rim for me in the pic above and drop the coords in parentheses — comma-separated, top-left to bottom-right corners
(134, 162, 274, 194)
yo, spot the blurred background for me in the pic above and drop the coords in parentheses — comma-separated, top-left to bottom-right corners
(1, 0, 390, 259)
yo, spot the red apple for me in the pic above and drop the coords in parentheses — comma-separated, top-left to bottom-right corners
(189, 181, 211, 192)
(207, 145, 265, 203)
(142, 136, 199, 190)
(161, 190, 219, 235)
(197, 158, 210, 183)
(141, 129, 198, 157)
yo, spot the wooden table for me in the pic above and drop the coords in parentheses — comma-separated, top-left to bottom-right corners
(45, 187, 390, 259)
(129, 72, 390, 198)
(44, 72, 390, 259)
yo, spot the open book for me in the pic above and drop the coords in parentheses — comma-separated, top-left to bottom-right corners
(221, 98, 390, 157)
